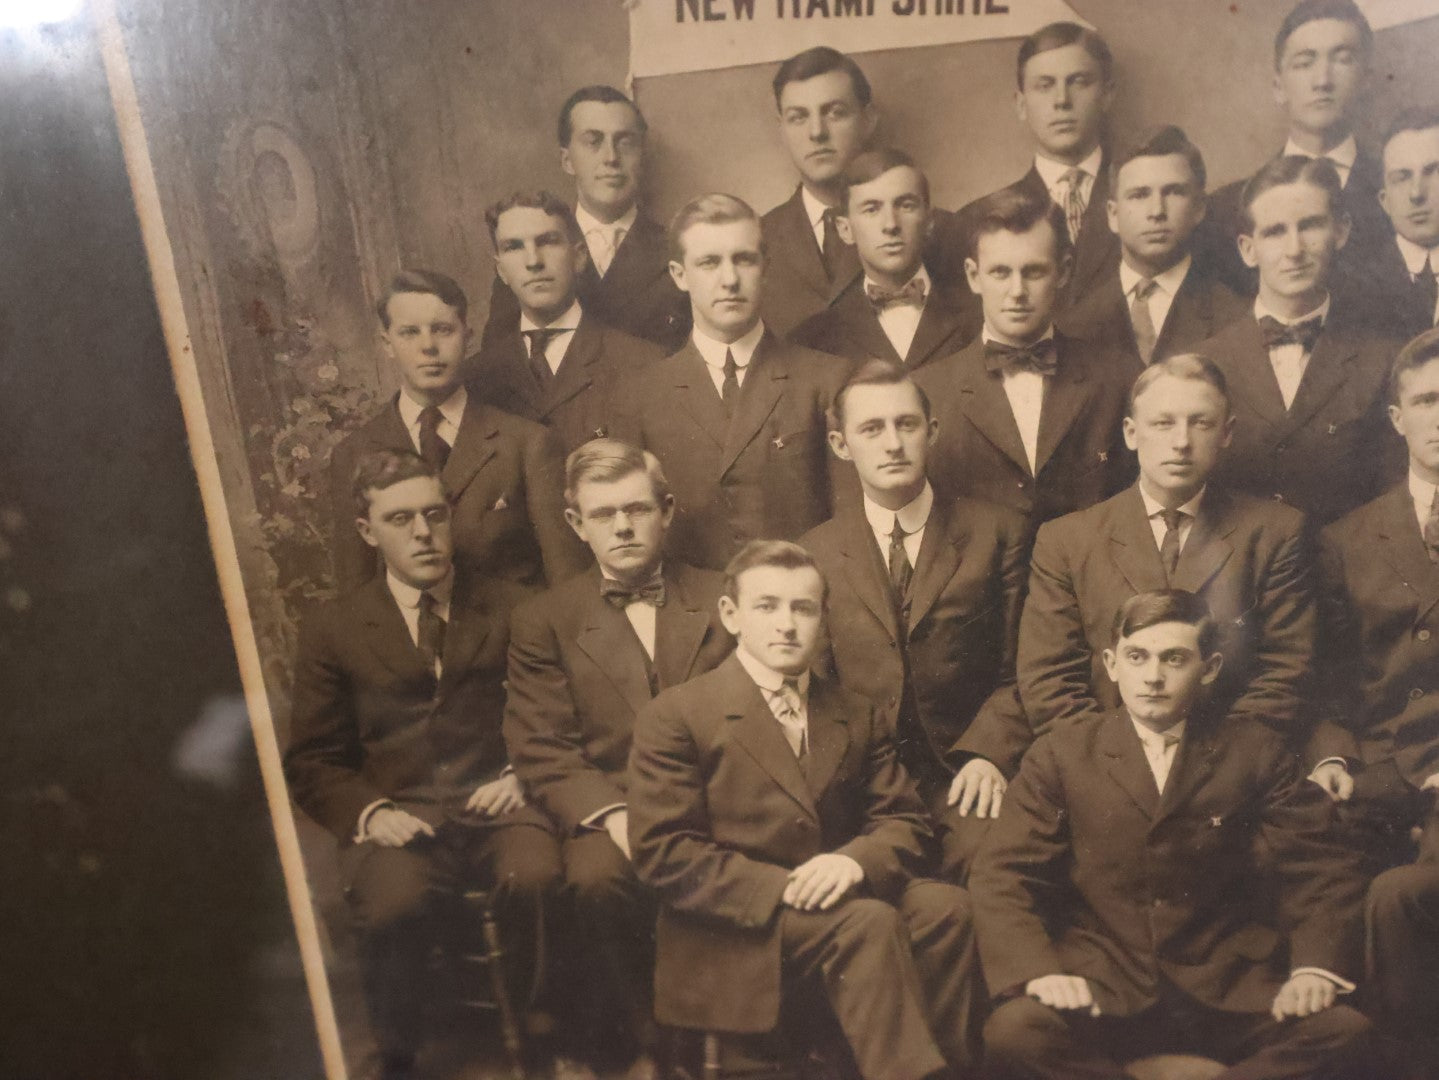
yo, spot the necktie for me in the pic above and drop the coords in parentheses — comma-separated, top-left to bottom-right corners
(866, 277, 927, 311)
(1058, 167, 1087, 244)
(721, 348, 740, 415)
(1424, 487, 1439, 565)
(1148, 727, 1183, 793)
(588, 226, 622, 276)
(599, 576, 667, 608)
(984, 338, 1059, 377)
(772, 679, 807, 759)
(820, 207, 847, 282)
(888, 516, 913, 599)
(1258, 315, 1323, 353)
(417, 406, 450, 471)
(1130, 278, 1160, 364)
(1417, 255, 1437, 327)
(417, 591, 446, 677)
(525, 328, 561, 388)
(1158, 508, 1186, 582)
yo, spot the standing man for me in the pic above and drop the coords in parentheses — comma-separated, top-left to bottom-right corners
(802, 359, 1029, 881)
(503, 439, 733, 1079)
(329, 269, 588, 593)
(1200, 156, 1403, 525)
(285, 450, 557, 1080)
(611, 194, 846, 571)
(974, 589, 1373, 1080)
(789, 149, 981, 370)
(474, 192, 663, 454)
(629, 541, 985, 1079)
(480, 86, 690, 353)
(937, 23, 1119, 311)
(1060, 126, 1247, 369)
(915, 188, 1132, 529)
(1019, 355, 1317, 741)
(760, 47, 877, 337)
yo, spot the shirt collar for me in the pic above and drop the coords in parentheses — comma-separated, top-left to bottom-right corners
(863, 482, 934, 539)
(1253, 294, 1330, 327)
(735, 646, 811, 698)
(386, 567, 454, 611)
(981, 324, 1055, 348)
(1282, 134, 1357, 174)
(1033, 144, 1105, 190)
(1394, 232, 1439, 276)
(1411, 469, 1439, 516)
(800, 185, 833, 232)
(1138, 482, 1205, 522)
(1130, 715, 1186, 750)
(692, 318, 765, 371)
(519, 298, 584, 336)
(599, 561, 664, 586)
(1119, 253, 1192, 299)
(574, 201, 637, 241)
(864, 264, 931, 299)
(397, 384, 466, 431)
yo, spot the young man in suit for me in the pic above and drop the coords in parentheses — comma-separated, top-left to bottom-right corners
(936, 23, 1118, 311)
(1060, 127, 1247, 369)
(628, 540, 984, 1079)
(474, 192, 663, 454)
(789, 149, 981, 370)
(1199, 155, 1404, 525)
(975, 589, 1373, 1080)
(1305, 331, 1439, 1052)
(1019, 354, 1317, 743)
(759, 47, 876, 337)
(915, 188, 1132, 530)
(610, 194, 847, 571)
(480, 86, 690, 353)
(801, 359, 1029, 881)
(328, 270, 589, 593)
(285, 450, 557, 1080)
(1200, 0, 1387, 297)
(503, 439, 734, 1078)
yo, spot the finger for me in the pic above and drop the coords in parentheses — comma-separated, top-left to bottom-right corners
(1056, 980, 1080, 1011)
(1030, 984, 1057, 1009)
(1338, 774, 1355, 800)
(1073, 981, 1094, 1010)
(946, 775, 963, 808)
(990, 785, 1005, 819)
(815, 874, 850, 911)
(411, 816, 436, 837)
(782, 878, 801, 908)
(957, 777, 978, 817)
(795, 869, 829, 910)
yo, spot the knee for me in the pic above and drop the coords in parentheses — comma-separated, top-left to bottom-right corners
(837, 897, 903, 940)
(1367, 863, 1432, 921)
(1298, 1003, 1374, 1059)
(983, 998, 1060, 1070)
(494, 843, 562, 904)
(347, 870, 431, 936)
(567, 847, 639, 911)
(900, 880, 972, 945)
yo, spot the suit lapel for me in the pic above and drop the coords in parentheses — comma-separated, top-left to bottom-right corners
(956, 344, 1032, 475)
(669, 345, 731, 450)
(724, 658, 818, 819)
(438, 576, 493, 693)
(1106, 487, 1168, 594)
(906, 285, 968, 368)
(839, 281, 903, 363)
(906, 498, 968, 630)
(837, 505, 901, 640)
(1099, 710, 1160, 818)
(654, 566, 716, 688)
(1378, 485, 1439, 624)
(1070, 156, 1116, 297)
(1154, 717, 1223, 826)
(1281, 326, 1356, 435)
(357, 576, 431, 683)
(1224, 319, 1289, 424)
(487, 331, 546, 417)
(801, 677, 852, 804)
(602, 213, 666, 295)
(543, 316, 603, 418)
(719, 334, 787, 476)
(1153, 264, 1207, 358)
(776, 186, 831, 299)
(1033, 337, 1095, 476)
(1172, 489, 1237, 594)
(443, 399, 500, 500)
(574, 577, 656, 716)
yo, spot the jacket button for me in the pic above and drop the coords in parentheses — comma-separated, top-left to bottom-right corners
(1411, 688, 1426, 701)
(1272, 493, 1285, 502)
(1419, 629, 1432, 643)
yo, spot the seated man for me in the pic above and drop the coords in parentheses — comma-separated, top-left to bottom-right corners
(974, 589, 1373, 1080)
(789, 148, 979, 370)
(503, 438, 733, 1076)
(802, 359, 1030, 881)
(628, 541, 984, 1079)
(283, 449, 557, 1080)
(1307, 330, 1439, 1054)
(1020, 354, 1317, 741)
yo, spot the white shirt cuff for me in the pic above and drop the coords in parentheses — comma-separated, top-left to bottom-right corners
(354, 798, 396, 843)
(1292, 967, 1356, 993)
(580, 802, 627, 830)
(1307, 758, 1348, 779)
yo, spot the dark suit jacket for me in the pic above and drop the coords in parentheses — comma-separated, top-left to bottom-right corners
(473, 311, 664, 454)
(800, 494, 1032, 778)
(283, 572, 542, 840)
(480, 209, 690, 354)
(759, 185, 863, 338)
(787, 271, 981, 370)
(913, 332, 1134, 529)
(1058, 260, 1248, 370)
(1338, 233, 1437, 342)
(628, 655, 932, 1033)
(610, 332, 847, 570)
(1019, 485, 1317, 740)
(502, 562, 734, 832)
(1309, 484, 1439, 787)
(328, 395, 590, 593)
(972, 708, 1365, 1016)
(1200, 313, 1404, 525)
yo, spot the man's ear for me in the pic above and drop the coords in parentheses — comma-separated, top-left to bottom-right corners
(356, 516, 379, 549)
(964, 257, 981, 296)
(1237, 233, 1257, 270)
(1014, 87, 1029, 129)
(926, 415, 940, 446)
(563, 506, 586, 542)
(1101, 646, 1119, 684)
(1332, 210, 1353, 253)
(1055, 251, 1074, 292)
(835, 214, 855, 247)
(560, 145, 576, 179)
(859, 103, 879, 146)
(1106, 198, 1119, 238)
(668, 259, 689, 294)
(1220, 412, 1235, 450)
(717, 594, 740, 636)
(1389, 401, 1406, 438)
(658, 493, 677, 530)
(827, 428, 853, 462)
(1122, 415, 1139, 452)
(1200, 651, 1224, 687)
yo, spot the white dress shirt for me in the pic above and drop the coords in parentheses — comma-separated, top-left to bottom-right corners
(600, 566, 660, 660)
(397, 384, 466, 454)
(1282, 134, 1357, 189)
(1120, 255, 1192, 345)
(867, 265, 931, 360)
(801, 185, 832, 251)
(863, 483, 932, 569)
(1034, 145, 1105, 212)
(1138, 483, 1204, 557)
(692, 319, 765, 397)
(576, 202, 636, 278)
(983, 324, 1054, 475)
(1130, 716, 1186, 794)
(1411, 470, 1439, 533)
(1254, 295, 1330, 410)
(519, 299, 583, 375)
(1395, 233, 1439, 327)
(736, 646, 811, 758)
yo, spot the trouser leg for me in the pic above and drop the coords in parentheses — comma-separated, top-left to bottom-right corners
(899, 878, 986, 1073)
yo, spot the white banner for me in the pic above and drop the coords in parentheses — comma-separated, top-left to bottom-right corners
(628, 0, 1089, 79)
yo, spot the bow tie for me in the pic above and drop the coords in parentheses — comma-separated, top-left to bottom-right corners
(601, 576, 666, 608)
(1258, 314, 1323, 352)
(984, 338, 1058, 376)
(866, 278, 927, 311)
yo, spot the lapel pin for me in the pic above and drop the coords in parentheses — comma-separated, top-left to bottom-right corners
(772, 436, 786, 450)
(1210, 815, 1223, 827)
(1327, 424, 1338, 435)
(492, 495, 509, 511)
(1097, 450, 1108, 462)
(593, 426, 607, 438)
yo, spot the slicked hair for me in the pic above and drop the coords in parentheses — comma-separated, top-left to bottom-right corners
(722, 539, 828, 607)
(1017, 22, 1114, 90)
(1274, 0, 1372, 69)
(1109, 125, 1208, 194)
(966, 186, 1073, 265)
(557, 84, 647, 147)
(1382, 106, 1439, 158)
(1237, 155, 1344, 235)
(838, 148, 930, 213)
(772, 46, 873, 109)
(1127, 353, 1232, 417)
(1388, 327, 1439, 407)
(668, 193, 763, 263)
(484, 190, 584, 248)
(1111, 588, 1218, 658)
(375, 269, 468, 329)
(829, 357, 932, 432)
(564, 438, 672, 510)
(351, 448, 444, 518)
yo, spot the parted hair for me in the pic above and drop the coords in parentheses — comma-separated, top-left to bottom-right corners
(668, 193, 762, 262)
(829, 357, 932, 432)
(375, 269, 469, 329)
(484, 190, 584, 248)
(722, 539, 828, 605)
(772, 46, 873, 109)
(563, 438, 672, 510)
(1109, 125, 1208, 193)
(1274, 0, 1372, 68)
(966, 186, 1073, 265)
(351, 448, 444, 518)
(1111, 588, 1219, 657)
(839, 148, 930, 213)
(1237, 155, 1345, 235)
(1127, 353, 1232, 417)
(1388, 327, 1439, 406)
(1017, 22, 1114, 89)
(557, 84, 646, 146)
(1382, 106, 1439, 155)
